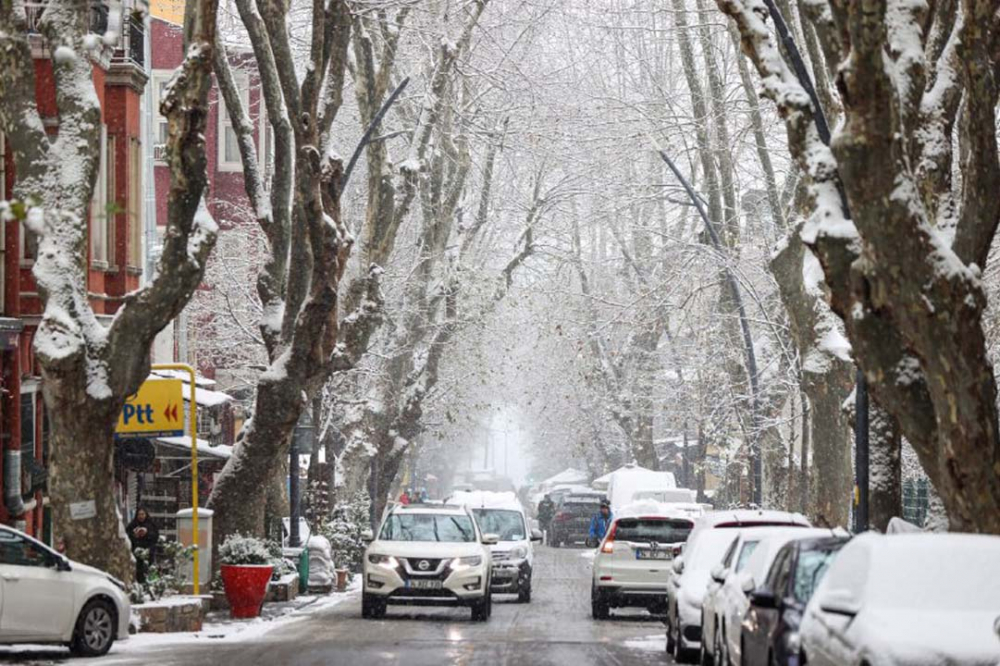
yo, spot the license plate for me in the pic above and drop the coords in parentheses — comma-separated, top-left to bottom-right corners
(492, 567, 515, 578)
(407, 579, 443, 590)
(636, 550, 670, 560)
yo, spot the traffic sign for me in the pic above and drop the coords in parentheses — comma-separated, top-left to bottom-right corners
(115, 378, 185, 439)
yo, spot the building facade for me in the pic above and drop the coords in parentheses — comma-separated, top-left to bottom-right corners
(0, 1, 149, 540)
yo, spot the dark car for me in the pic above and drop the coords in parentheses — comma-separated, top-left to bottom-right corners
(740, 535, 849, 666)
(549, 492, 607, 547)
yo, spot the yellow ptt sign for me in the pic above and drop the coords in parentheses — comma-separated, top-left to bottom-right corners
(115, 379, 185, 440)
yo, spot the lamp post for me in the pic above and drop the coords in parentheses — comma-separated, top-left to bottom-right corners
(290, 410, 315, 548)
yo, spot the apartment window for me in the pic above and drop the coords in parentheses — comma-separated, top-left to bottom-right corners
(127, 138, 143, 268)
(90, 125, 115, 267)
(218, 71, 249, 171)
(151, 70, 172, 163)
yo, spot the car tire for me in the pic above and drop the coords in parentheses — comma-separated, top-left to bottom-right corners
(70, 598, 117, 657)
(517, 578, 532, 604)
(361, 593, 386, 619)
(471, 592, 491, 622)
(675, 622, 699, 664)
(591, 585, 610, 620)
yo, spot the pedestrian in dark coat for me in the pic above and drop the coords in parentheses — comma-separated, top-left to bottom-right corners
(126, 507, 160, 583)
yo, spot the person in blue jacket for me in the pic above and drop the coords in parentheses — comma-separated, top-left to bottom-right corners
(589, 501, 613, 545)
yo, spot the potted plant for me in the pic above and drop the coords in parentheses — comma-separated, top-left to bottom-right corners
(218, 534, 274, 618)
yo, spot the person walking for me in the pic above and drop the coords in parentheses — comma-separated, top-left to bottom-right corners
(398, 489, 411, 505)
(588, 501, 613, 547)
(537, 494, 556, 543)
(126, 507, 160, 584)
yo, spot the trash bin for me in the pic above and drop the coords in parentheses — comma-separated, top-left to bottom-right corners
(297, 547, 310, 594)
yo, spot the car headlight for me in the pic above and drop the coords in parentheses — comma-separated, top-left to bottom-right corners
(785, 631, 801, 654)
(509, 546, 528, 560)
(106, 575, 127, 593)
(367, 554, 399, 568)
(451, 555, 483, 570)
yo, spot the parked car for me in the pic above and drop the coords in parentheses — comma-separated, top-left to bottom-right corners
(740, 535, 849, 666)
(448, 490, 543, 602)
(702, 528, 842, 666)
(591, 503, 695, 619)
(362, 503, 497, 621)
(549, 491, 606, 547)
(0, 525, 130, 656)
(667, 510, 811, 663)
(800, 532, 1000, 666)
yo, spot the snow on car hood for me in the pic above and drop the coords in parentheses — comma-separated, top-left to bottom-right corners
(863, 609, 1000, 665)
(368, 541, 485, 558)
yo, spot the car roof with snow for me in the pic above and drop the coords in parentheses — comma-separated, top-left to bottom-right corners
(392, 503, 469, 515)
(697, 509, 810, 529)
(447, 490, 525, 512)
(615, 500, 698, 522)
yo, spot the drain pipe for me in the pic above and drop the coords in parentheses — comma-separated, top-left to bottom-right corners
(3, 448, 24, 517)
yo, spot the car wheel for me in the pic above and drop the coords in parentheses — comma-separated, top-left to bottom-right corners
(361, 593, 386, 619)
(591, 585, 609, 620)
(518, 578, 532, 604)
(471, 593, 491, 622)
(70, 598, 116, 657)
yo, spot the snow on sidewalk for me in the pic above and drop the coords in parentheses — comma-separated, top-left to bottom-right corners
(0, 580, 361, 665)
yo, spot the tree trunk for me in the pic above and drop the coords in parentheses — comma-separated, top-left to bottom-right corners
(47, 400, 133, 581)
(869, 403, 902, 531)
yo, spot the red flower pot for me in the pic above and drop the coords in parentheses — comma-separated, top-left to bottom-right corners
(220, 564, 274, 619)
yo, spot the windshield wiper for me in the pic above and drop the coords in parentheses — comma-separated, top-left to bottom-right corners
(450, 517, 471, 542)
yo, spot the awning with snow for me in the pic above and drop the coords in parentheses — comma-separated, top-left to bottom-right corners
(155, 436, 233, 460)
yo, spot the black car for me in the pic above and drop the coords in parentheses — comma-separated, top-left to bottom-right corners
(548, 492, 606, 547)
(740, 535, 849, 666)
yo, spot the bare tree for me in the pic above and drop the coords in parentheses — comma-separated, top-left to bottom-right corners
(721, 0, 1000, 532)
(0, 0, 219, 578)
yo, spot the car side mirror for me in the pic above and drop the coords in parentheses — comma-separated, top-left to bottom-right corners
(739, 572, 756, 594)
(672, 556, 684, 574)
(749, 589, 778, 610)
(818, 589, 861, 617)
(710, 563, 727, 584)
(482, 533, 500, 546)
(530, 528, 543, 542)
(361, 529, 374, 543)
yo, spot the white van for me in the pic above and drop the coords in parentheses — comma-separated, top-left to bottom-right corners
(605, 463, 677, 512)
(447, 490, 543, 603)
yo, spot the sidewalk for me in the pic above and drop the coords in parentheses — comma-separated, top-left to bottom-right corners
(0, 580, 361, 665)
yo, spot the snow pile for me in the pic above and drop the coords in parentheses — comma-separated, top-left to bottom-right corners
(622, 634, 667, 652)
(306, 535, 335, 587)
(616, 499, 702, 520)
(447, 490, 522, 511)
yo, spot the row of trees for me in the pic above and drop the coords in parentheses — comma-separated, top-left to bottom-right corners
(4, 0, 998, 580)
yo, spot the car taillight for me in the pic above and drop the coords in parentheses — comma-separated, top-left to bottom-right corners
(601, 523, 617, 553)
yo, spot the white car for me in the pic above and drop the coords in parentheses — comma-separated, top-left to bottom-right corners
(0, 525, 130, 657)
(667, 510, 811, 663)
(362, 503, 497, 621)
(701, 527, 838, 666)
(800, 532, 1000, 666)
(591, 504, 695, 619)
(449, 491, 543, 602)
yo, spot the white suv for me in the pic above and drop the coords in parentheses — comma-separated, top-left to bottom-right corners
(362, 504, 497, 621)
(591, 505, 695, 619)
(448, 491, 543, 602)
(0, 525, 130, 657)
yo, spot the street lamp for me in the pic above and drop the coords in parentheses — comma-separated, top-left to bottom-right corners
(289, 410, 315, 548)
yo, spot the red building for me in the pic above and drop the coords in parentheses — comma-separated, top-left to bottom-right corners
(0, 3, 148, 540)
(149, 13, 269, 386)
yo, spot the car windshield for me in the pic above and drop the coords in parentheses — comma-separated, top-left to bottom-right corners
(614, 518, 692, 544)
(472, 509, 526, 541)
(793, 547, 839, 603)
(379, 513, 476, 543)
(563, 500, 601, 514)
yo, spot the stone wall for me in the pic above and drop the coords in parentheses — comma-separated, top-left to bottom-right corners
(134, 597, 210, 633)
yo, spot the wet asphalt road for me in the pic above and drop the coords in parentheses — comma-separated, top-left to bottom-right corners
(4, 545, 675, 666)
